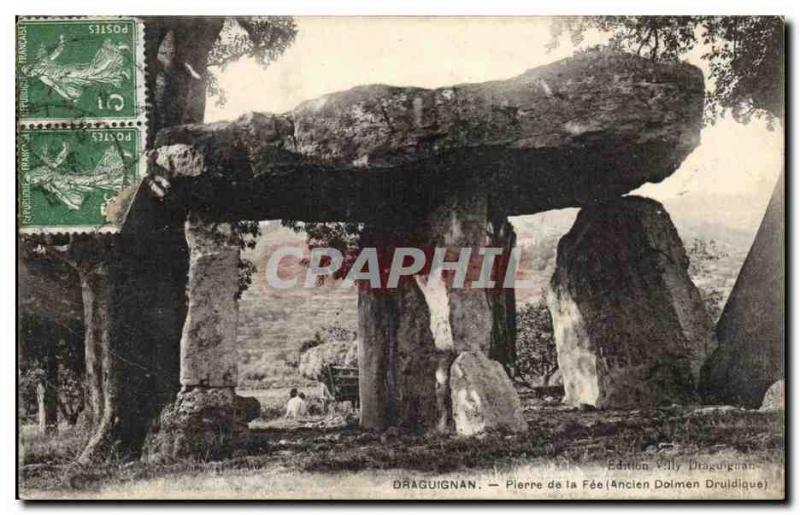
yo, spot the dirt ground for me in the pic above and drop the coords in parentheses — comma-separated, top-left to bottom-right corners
(19, 394, 785, 500)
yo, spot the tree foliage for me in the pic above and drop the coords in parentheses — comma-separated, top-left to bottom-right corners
(206, 18, 298, 289)
(229, 220, 261, 297)
(206, 17, 298, 106)
(686, 237, 730, 322)
(211, 18, 297, 286)
(515, 297, 559, 387)
(209, 17, 298, 68)
(282, 221, 363, 282)
(549, 16, 784, 124)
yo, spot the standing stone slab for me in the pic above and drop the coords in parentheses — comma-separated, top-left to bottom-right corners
(487, 218, 518, 375)
(358, 287, 396, 431)
(548, 196, 715, 408)
(358, 264, 440, 432)
(358, 186, 526, 435)
(701, 172, 785, 407)
(180, 214, 239, 387)
(450, 352, 528, 435)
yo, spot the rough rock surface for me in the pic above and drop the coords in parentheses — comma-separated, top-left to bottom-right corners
(358, 188, 526, 435)
(180, 215, 240, 387)
(148, 50, 703, 224)
(701, 173, 785, 407)
(298, 340, 358, 380)
(548, 196, 716, 408)
(358, 281, 440, 432)
(142, 387, 259, 462)
(759, 380, 785, 412)
(487, 219, 518, 374)
(450, 352, 528, 435)
(236, 395, 262, 422)
(140, 215, 246, 462)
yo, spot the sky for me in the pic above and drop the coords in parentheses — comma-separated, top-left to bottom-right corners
(205, 17, 783, 237)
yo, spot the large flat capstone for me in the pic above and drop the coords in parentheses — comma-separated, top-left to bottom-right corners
(147, 50, 703, 224)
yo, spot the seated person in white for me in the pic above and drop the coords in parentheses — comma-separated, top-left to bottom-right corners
(285, 388, 304, 419)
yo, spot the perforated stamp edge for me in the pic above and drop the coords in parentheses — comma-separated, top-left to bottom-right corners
(16, 16, 147, 126)
(17, 16, 149, 235)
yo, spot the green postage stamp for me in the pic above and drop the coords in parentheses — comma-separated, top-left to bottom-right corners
(16, 17, 147, 233)
(18, 127, 142, 232)
(17, 17, 144, 121)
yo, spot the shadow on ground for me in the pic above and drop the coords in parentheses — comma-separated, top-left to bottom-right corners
(19, 398, 784, 495)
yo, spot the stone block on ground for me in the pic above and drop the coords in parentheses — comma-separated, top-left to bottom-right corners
(759, 380, 785, 412)
(142, 387, 255, 462)
(449, 352, 528, 436)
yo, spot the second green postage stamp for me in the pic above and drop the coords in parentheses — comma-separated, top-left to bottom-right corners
(18, 127, 144, 233)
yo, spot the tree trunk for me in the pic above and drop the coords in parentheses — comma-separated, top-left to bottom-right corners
(77, 224, 191, 463)
(78, 17, 225, 463)
(78, 264, 109, 428)
(143, 17, 225, 145)
(38, 328, 58, 434)
(36, 382, 57, 434)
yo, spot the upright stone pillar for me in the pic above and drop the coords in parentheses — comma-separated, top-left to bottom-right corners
(358, 188, 527, 435)
(487, 217, 518, 376)
(548, 197, 716, 408)
(179, 215, 240, 388)
(143, 214, 252, 462)
(701, 172, 785, 407)
(358, 229, 439, 432)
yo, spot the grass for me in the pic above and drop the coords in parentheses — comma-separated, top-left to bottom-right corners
(20, 423, 90, 467)
(281, 406, 784, 474)
(19, 401, 784, 496)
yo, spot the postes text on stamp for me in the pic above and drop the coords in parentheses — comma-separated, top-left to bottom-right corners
(18, 127, 144, 233)
(16, 18, 144, 121)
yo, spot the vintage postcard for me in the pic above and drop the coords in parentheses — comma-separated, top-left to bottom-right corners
(16, 15, 785, 500)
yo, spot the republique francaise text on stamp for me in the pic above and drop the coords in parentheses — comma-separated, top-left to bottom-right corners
(16, 17, 147, 234)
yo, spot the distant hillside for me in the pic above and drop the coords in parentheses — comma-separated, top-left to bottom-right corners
(237, 222, 357, 388)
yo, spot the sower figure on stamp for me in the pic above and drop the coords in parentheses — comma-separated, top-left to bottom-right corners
(23, 34, 130, 104)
